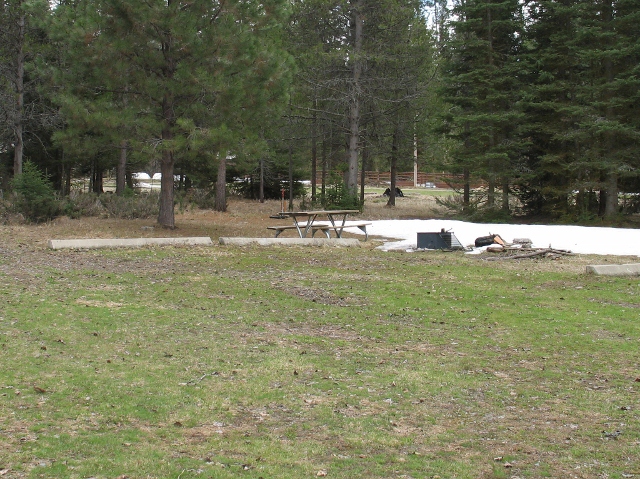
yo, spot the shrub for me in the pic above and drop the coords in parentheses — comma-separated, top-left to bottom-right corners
(232, 177, 307, 201)
(180, 188, 217, 210)
(62, 191, 105, 219)
(100, 192, 159, 219)
(10, 161, 61, 222)
(319, 182, 363, 211)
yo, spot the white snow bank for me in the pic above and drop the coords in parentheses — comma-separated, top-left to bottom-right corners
(362, 219, 640, 256)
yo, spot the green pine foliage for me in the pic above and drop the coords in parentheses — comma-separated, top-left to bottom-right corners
(10, 161, 61, 222)
(51, 0, 293, 226)
(1, 0, 637, 222)
(440, 0, 525, 214)
(517, 0, 583, 217)
(439, 0, 640, 220)
(518, 0, 640, 219)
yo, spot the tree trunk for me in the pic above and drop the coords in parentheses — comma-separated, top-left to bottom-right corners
(463, 121, 471, 211)
(288, 98, 294, 210)
(116, 140, 127, 195)
(158, 94, 176, 228)
(463, 168, 470, 212)
(413, 125, 418, 188)
(360, 137, 367, 204)
(346, 0, 363, 194)
(311, 104, 317, 203)
(501, 178, 510, 213)
(387, 126, 399, 207)
(12, 12, 25, 176)
(288, 132, 294, 211)
(602, 0, 618, 218)
(159, 149, 176, 226)
(259, 157, 265, 203)
(94, 168, 104, 193)
(64, 163, 72, 196)
(89, 159, 95, 192)
(604, 170, 618, 217)
(321, 130, 327, 199)
(215, 154, 227, 212)
(157, 13, 176, 227)
(487, 178, 495, 207)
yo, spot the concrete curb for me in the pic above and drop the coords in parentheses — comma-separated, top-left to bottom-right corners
(586, 263, 640, 276)
(219, 237, 361, 247)
(48, 237, 213, 250)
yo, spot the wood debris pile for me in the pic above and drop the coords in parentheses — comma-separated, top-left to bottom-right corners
(476, 235, 573, 260)
(484, 247, 574, 261)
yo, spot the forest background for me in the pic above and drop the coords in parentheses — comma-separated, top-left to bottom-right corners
(1, 0, 639, 228)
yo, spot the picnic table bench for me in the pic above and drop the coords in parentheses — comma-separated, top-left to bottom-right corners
(267, 221, 371, 240)
(267, 210, 370, 241)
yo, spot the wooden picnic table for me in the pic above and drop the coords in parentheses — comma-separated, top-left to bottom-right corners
(267, 210, 371, 240)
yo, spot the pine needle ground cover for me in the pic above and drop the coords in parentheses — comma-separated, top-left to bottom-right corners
(1, 216, 638, 478)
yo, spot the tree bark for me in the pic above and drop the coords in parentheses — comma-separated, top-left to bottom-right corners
(215, 154, 227, 212)
(116, 140, 127, 195)
(604, 170, 618, 217)
(602, 0, 618, 218)
(158, 93, 176, 228)
(12, 11, 25, 176)
(387, 126, 399, 207)
(463, 168, 470, 211)
(259, 157, 265, 203)
(311, 103, 317, 203)
(346, 0, 363, 194)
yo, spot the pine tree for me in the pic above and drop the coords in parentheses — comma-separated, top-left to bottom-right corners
(361, 0, 434, 206)
(521, 0, 640, 218)
(288, 0, 435, 205)
(52, 0, 292, 226)
(0, 0, 53, 178)
(518, 0, 584, 217)
(572, 0, 640, 217)
(440, 0, 525, 215)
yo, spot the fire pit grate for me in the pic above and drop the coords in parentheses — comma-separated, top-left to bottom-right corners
(417, 231, 464, 250)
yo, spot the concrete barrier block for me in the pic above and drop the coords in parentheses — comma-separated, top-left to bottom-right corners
(48, 237, 213, 250)
(586, 263, 640, 276)
(219, 237, 361, 247)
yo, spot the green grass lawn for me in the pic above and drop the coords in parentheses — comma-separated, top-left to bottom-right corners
(1, 244, 638, 478)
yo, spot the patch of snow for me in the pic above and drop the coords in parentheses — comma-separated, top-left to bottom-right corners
(357, 219, 640, 256)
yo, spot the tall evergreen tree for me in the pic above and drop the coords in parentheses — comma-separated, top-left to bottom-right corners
(0, 0, 53, 179)
(361, 0, 434, 206)
(518, 0, 584, 217)
(440, 0, 525, 214)
(572, 0, 640, 217)
(53, 0, 292, 226)
(521, 0, 640, 218)
(288, 0, 434, 204)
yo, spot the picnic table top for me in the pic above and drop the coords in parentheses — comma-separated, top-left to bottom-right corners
(280, 210, 360, 216)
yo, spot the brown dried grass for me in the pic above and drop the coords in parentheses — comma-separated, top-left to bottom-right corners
(1, 192, 448, 248)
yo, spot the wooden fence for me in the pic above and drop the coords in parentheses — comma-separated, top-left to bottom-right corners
(362, 171, 483, 189)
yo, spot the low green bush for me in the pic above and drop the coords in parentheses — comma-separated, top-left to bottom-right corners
(318, 181, 363, 211)
(10, 161, 61, 222)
